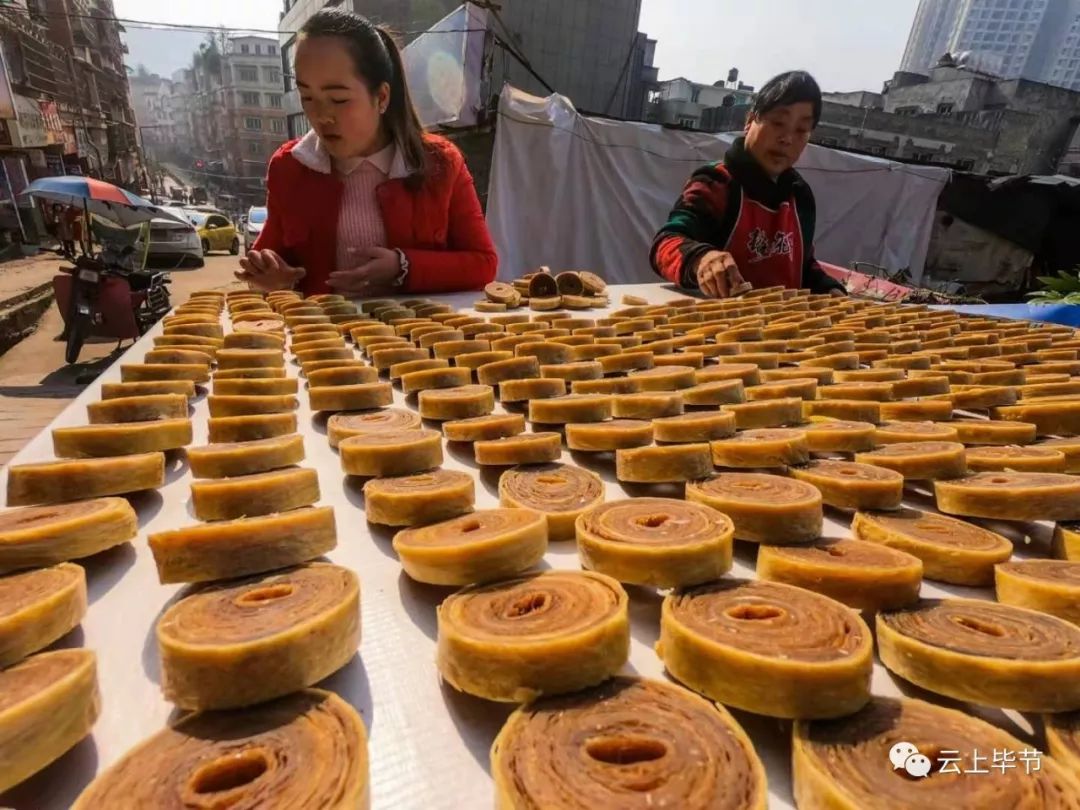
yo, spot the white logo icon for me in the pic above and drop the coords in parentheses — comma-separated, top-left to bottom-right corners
(889, 741, 931, 778)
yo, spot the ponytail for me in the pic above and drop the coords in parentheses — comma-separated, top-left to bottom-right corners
(301, 9, 428, 189)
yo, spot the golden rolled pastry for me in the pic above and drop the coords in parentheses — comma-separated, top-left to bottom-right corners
(309, 382, 393, 413)
(100, 380, 196, 399)
(757, 538, 922, 611)
(947, 383, 1018, 409)
(52, 418, 192, 458)
(499, 463, 604, 541)
(723, 397, 803, 429)
(793, 696, 1080, 810)
(0, 497, 136, 573)
(1039, 436, 1080, 472)
(653, 410, 736, 442)
(326, 408, 421, 448)
(855, 440, 967, 480)
(746, 378, 818, 401)
(444, 413, 525, 442)
(995, 560, 1080, 625)
(1046, 711, 1080, 776)
(994, 400, 1080, 436)
(1055, 523, 1080, 561)
(875, 420, 958, 444)
(629, 365, 697, 391)
(710, 428, 809, 468)
(87, 393, 188, 424)
(217, 348, 285, 369)
(565, 419, 653, 451)
(121, 363, 209, 383)
(966, 444, 1067, 472)
(418, 384, 495, 420)
(681, 379, 746, 406)
(0, 563, 86, 667)
(71, 689, 367, 810)
(852, 508, 1012, 585)
(491, 677, 767, 810)
(499, 377, 567, 402)
(658, 579, 872, 718)
(615, 443, 712, 483)
(686, 472, 823, 543)
(213, 366, 286, 380)
(0, 649, 99, 794)
(6, 452, 164, 506)
(394, 509, 548, 585)
(148, 507, 336, 584)
(952, 418, 1038, 446)
(877, 598, 1080, 711)
(802, 399, 882, 424)
(158, 563, 359, 710)
(363, 469, 475, 526)
(936, 471, 1080, 521)
(475, 432, 562, 466)
(190, 467, 320, 521)
(339, 429, 443, 477)
(697, 363, 761, 386)
(802, 419, 877, 453)
(437, 570, 629, 702)
(576, 497, 732, 588)
(187, 434, 304, 478)
(790, 460, 904, 510)
(207, 394, 298, 418)
(208, 413, 298, 443)
(529, 394, 613, 425)
(306, 365, 380, 388)
(611, 391, 683, 419)
(598, 351, 655, 374)
(212, 377, 299, 397)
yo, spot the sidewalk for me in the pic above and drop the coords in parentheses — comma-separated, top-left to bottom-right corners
(0, 252, 62, 355)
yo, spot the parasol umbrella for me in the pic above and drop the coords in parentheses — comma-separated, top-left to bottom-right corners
(23, 176, 189, 227)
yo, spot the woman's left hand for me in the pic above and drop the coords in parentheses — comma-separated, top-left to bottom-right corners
(327, 247, 401, 295)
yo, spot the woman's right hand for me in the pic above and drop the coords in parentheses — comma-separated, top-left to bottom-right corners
(696, 250, 747, 299)
(235, 249, 306, 292)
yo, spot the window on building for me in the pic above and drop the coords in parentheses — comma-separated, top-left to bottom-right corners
(238, 66, 258, 82)
(263, 66, 282, 84)
(255, 44, 261, 55)
(937, 102, 955, 114)
(912, 151, 935, 162)
(248, 141, 261, 155)
(241, 91, 260, 106)
(245, 117, 262, 130)
(677, 116, 697, 128)
(269, 45, 277, 56)
(271, 119, 285, 134)
(896, 106, 920, 116)
(240, 44, 249, 54)
(957, 159, 976, 171)
(267, 93, 283, 108)
(868, 145, 887, 156)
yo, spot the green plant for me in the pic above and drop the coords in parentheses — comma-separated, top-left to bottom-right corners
(1028, 268, 1080, 305)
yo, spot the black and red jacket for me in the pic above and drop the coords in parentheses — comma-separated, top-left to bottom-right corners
(650, 137, 843, 294)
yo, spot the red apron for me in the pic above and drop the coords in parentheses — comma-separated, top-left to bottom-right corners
(724, 196, 804, 290)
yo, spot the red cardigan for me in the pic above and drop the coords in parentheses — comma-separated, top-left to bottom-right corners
(253, 133, 498, 296)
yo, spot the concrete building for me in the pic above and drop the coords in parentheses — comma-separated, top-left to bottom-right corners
(649, 77, 755, 130)
(279, 0, 658, 139)
(824, 90, 885, 109)
(899, 0, 1080, 90)
(130, 72, 174, 160)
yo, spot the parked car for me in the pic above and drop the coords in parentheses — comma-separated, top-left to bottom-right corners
(142, 206, 204, 268)
(186, 210, 240, 255)
(245, 206, 267, 248)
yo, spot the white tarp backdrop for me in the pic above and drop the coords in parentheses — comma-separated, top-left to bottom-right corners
(487, 86, 951, 285)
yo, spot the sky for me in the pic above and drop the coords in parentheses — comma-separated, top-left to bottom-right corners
(118, 0, 922, 93)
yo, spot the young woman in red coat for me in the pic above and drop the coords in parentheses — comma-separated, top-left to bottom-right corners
(237, 9, 497, 296)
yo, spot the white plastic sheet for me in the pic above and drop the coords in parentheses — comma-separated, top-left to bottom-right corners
(404, 3, 488, 129)
(488, 86, 950, 285)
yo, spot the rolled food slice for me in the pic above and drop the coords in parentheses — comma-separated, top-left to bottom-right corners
(710, 429, 809, 468)
(935, 472, 1080, 522)
(148, 507, 337, 584)
(658, 579, 872, 718)
(615, 443, 712, 483)
(190, 468, 320, 521)
(995, 560, 1080, 625)
(790, 460, 904, 511)
(0, 563, 86, 667)
(444, 413, 525, 442)
(877, 598, 1080, 711)
(491, 677, 767, 810)
(363, 469, 474, 527)
(0, 649, 99, 794)
(966, 444, 1067, 473)
(0, 498, 136, 573)
(326, 408, 421, 449)
(71, 689, 367, 810)
(499, 463, 604, 541)
(86, 393, 188, 424)
(475, 432, 562, 466)
(951, 418, 1037, 446)
(339, 429, 443, 477)
(802, 420, 877, 453)
(6, 453, 164, 506)
(854, 441, 967, 480)
(756, 538, 922, 612)
(653, 411, 737, 442)
(794, 696, 1080, 810)
(852, 508, 1012, 586)
(686, 472, 822, 544)
(576, 497, 733, 588)
(437, 570, 629, 702)
(1046, 711, 1080, 775)
(418, 384, 495, 420)
(52, 418, 192, 458)
(157, 563, 359, 710)
(393, 509, 548, 585)
(875, 420, 958, 445)
(186, 434, 305, 478)
(565, 420, 653, 451)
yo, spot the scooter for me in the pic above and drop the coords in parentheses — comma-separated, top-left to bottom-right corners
(53, 247, 172, 364)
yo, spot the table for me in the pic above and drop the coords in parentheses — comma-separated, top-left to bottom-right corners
(0, 284, 1053, 809)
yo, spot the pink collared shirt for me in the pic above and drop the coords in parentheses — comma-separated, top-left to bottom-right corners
(333, 141, 395, 273)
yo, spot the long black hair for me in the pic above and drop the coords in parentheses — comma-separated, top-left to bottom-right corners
(300, 9, 428, 187)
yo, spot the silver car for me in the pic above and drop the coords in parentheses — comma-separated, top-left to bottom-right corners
(245, 206, 267, 249)
(145, 206, 204, 268)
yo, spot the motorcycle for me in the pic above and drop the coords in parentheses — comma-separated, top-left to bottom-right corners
(53, 247, 172, 364)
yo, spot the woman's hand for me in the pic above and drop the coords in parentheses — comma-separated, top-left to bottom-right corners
(236, 249, 306, 292)
(696, 250, 747, 299)
(327, 246, 402, 296)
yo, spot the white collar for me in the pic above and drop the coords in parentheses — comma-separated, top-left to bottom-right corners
(291, 129, 410, 179)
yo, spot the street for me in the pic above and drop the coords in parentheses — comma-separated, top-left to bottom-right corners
(0, 253, 242, 465)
